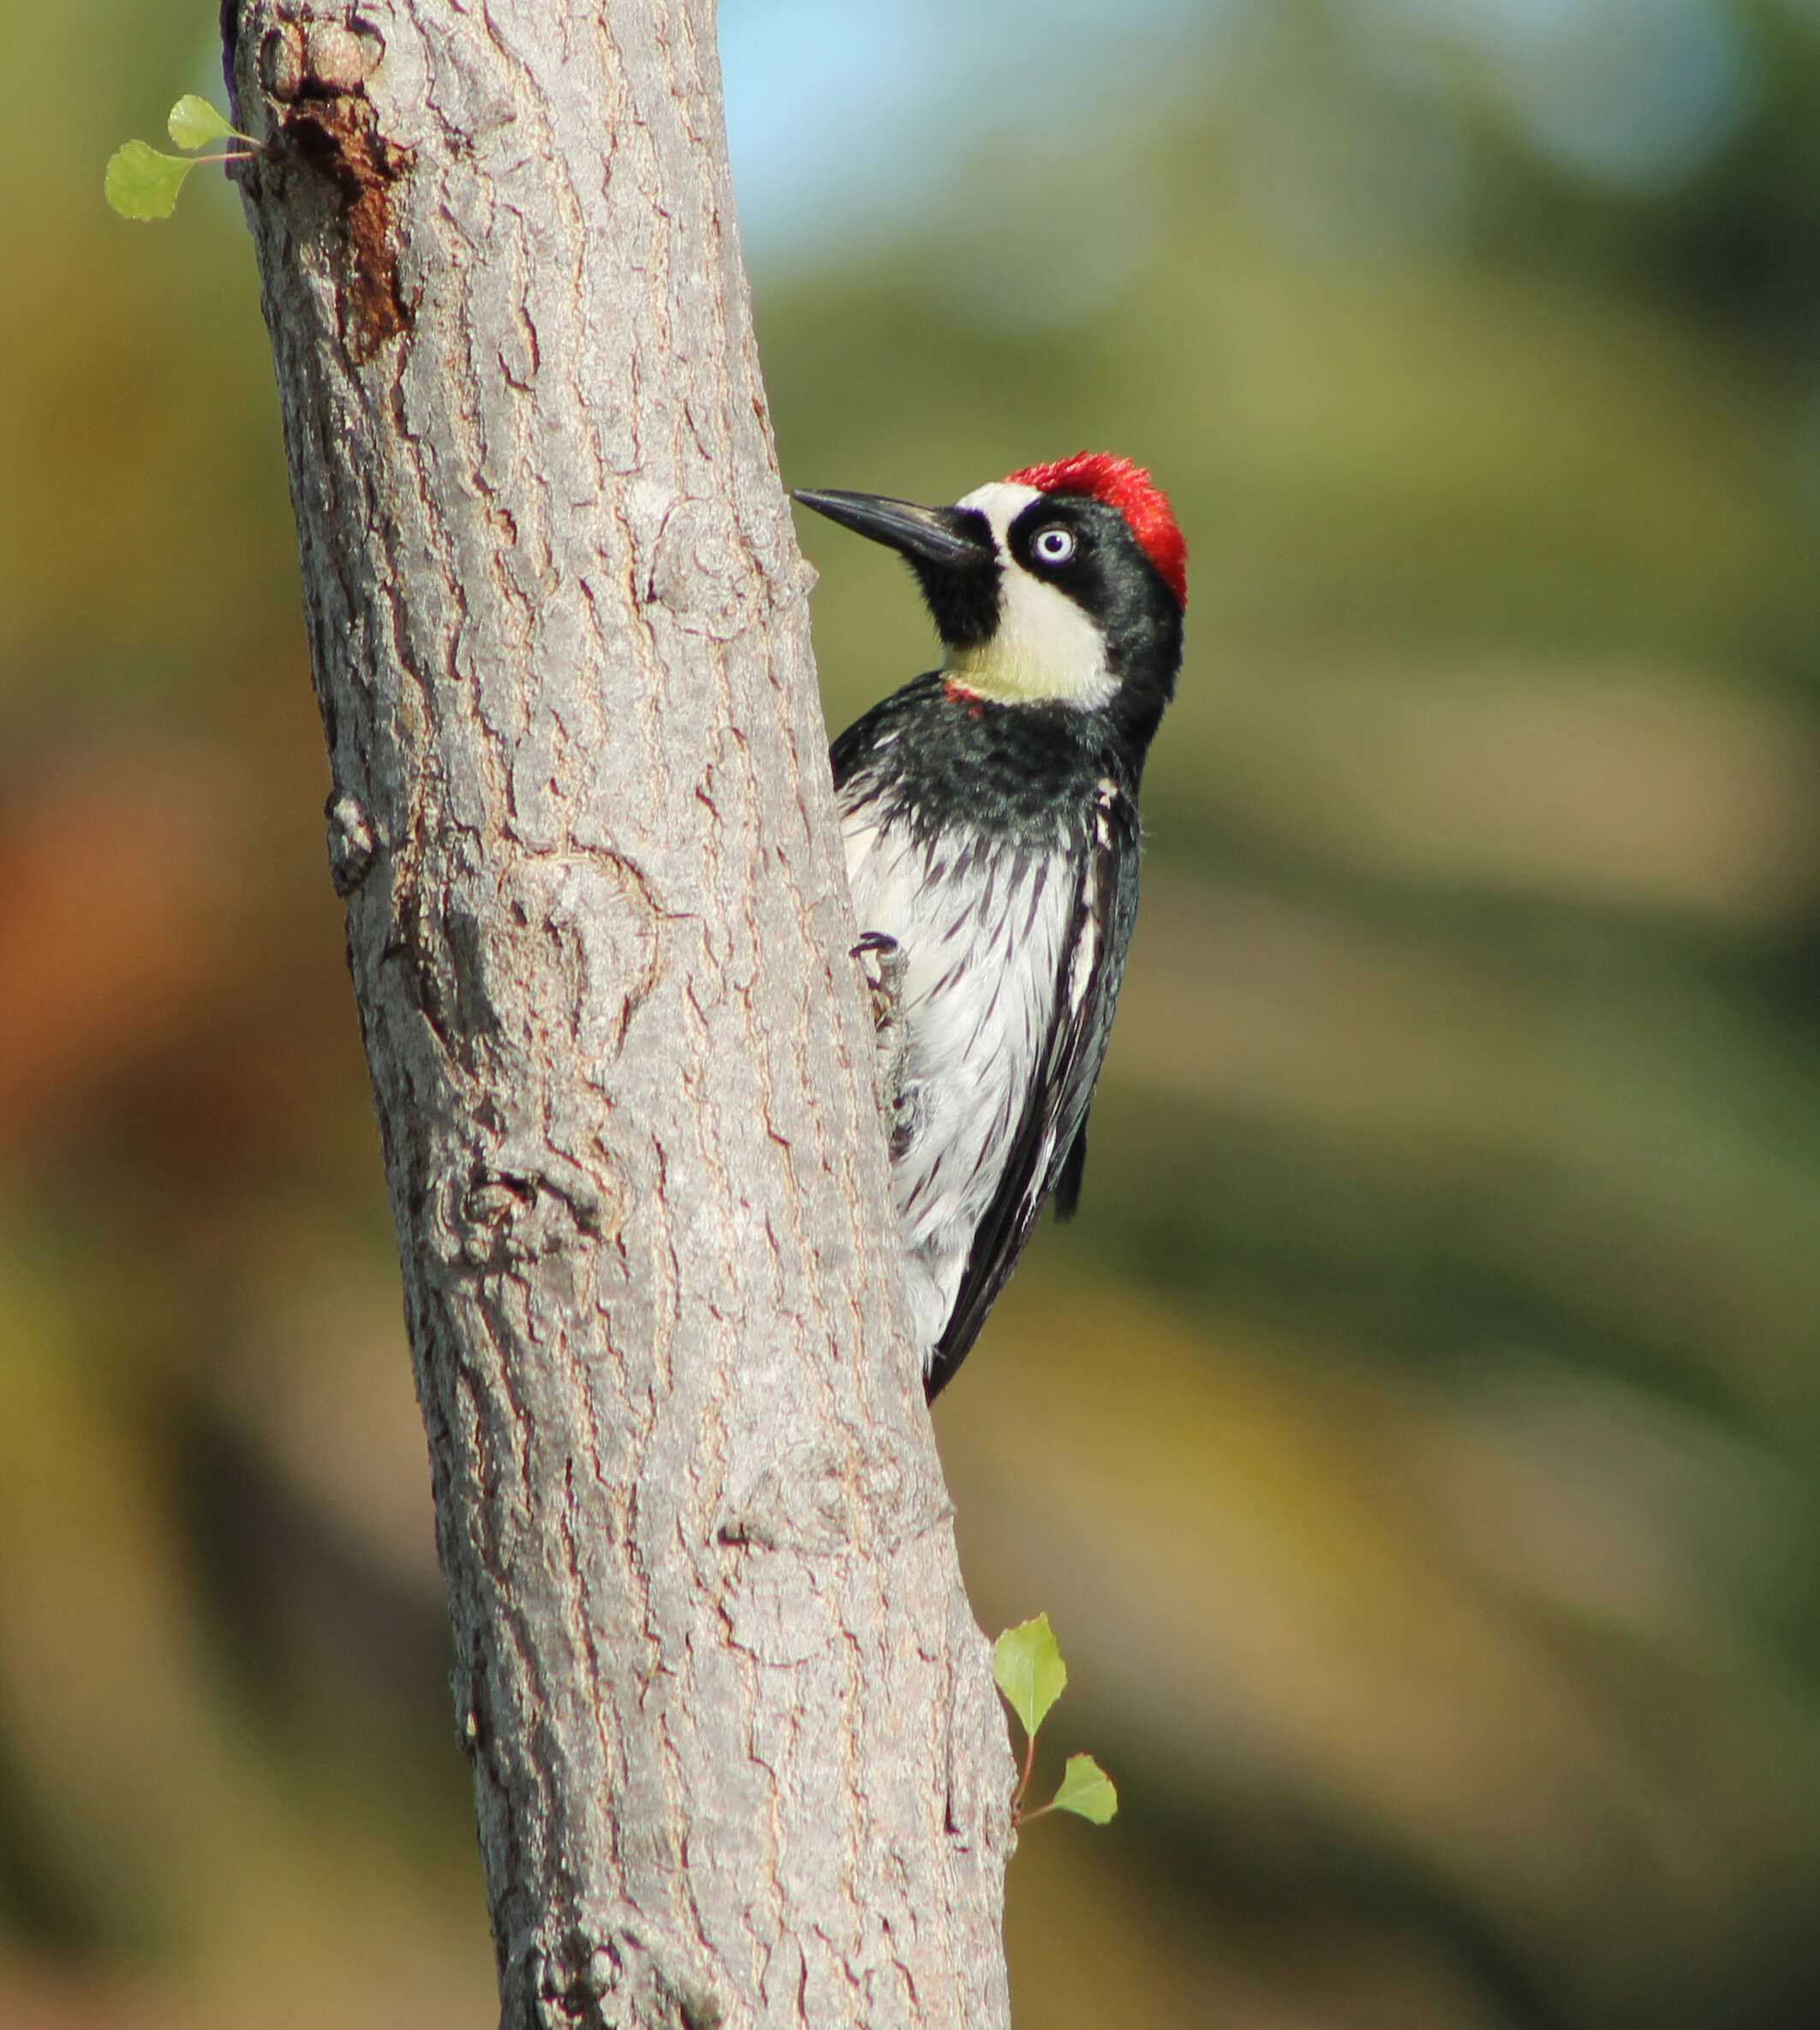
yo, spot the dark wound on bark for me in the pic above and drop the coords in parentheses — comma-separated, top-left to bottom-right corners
(279, 90, 411, 358)
(235, 13, 410, 360)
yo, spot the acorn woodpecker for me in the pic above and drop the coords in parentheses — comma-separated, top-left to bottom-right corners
(796, 453, 1187, 1397)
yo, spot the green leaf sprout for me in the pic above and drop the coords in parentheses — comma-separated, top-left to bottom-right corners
(1045, 1752, 1119, 1825)
(106, 97, 260, 221)
(167, 94, 245, 151)
(992, 1613, 1117, 1831)
(992, 1614, 1068, 1739)
(104, 140, 195, 221)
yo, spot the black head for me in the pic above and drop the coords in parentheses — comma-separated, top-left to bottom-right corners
(795, 454, 1185, 747)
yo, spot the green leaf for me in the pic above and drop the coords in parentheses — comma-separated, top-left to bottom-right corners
(1049, 1753, 1119, 1824)
(993, 1614, 1068, 1739)
(167, 94, 235, 149)
(104, 141, 194, 220)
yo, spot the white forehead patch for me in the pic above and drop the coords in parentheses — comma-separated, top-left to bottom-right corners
(955, 480, 1044, 531)
(947, 481, 1114, 709)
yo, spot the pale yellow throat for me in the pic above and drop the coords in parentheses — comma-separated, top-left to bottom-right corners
(946, 479, 1116, 710)
(944, 576, 1114, 708)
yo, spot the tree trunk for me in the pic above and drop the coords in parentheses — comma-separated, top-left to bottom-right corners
(220, 4, 1014, 2024)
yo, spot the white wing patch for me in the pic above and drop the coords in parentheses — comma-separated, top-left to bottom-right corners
(946, 480, 1115, 711)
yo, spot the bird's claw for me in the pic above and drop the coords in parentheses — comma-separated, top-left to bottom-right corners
(853, 931, 906, 1018)
(852, 931, 910, 1147)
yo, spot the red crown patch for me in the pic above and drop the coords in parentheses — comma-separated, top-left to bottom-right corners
(1007, 451, 1187, 608)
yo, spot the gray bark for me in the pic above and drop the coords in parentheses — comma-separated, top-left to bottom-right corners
(219, 4, 1015, 2025)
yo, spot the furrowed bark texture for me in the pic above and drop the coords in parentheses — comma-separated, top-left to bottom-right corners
(221, 5, 1014, 2025)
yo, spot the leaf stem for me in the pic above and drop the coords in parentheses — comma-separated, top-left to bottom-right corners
(1010, 1724, 1039, 1822)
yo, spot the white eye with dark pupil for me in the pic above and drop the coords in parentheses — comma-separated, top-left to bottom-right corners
(1032, 526, 1076, 564)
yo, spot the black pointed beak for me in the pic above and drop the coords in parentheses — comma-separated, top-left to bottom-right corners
(792, 488, 993, 572)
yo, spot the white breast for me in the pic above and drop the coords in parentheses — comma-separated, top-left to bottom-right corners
(843, 803, 1075, 1352)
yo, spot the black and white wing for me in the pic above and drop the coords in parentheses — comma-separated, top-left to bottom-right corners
(926, 779, 1142, 1397)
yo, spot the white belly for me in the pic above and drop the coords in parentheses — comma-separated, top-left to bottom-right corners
(843, 809, 1073, 1352)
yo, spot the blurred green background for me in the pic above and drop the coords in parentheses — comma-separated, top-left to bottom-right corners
(7, 1, 1820, 2024)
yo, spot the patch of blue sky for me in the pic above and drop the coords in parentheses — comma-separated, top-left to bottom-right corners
(719, 0, 1218, 276)
(721, 0, 1763, 278)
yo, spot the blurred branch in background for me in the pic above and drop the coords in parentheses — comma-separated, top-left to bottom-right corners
(6, 0, 1820, 2026)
